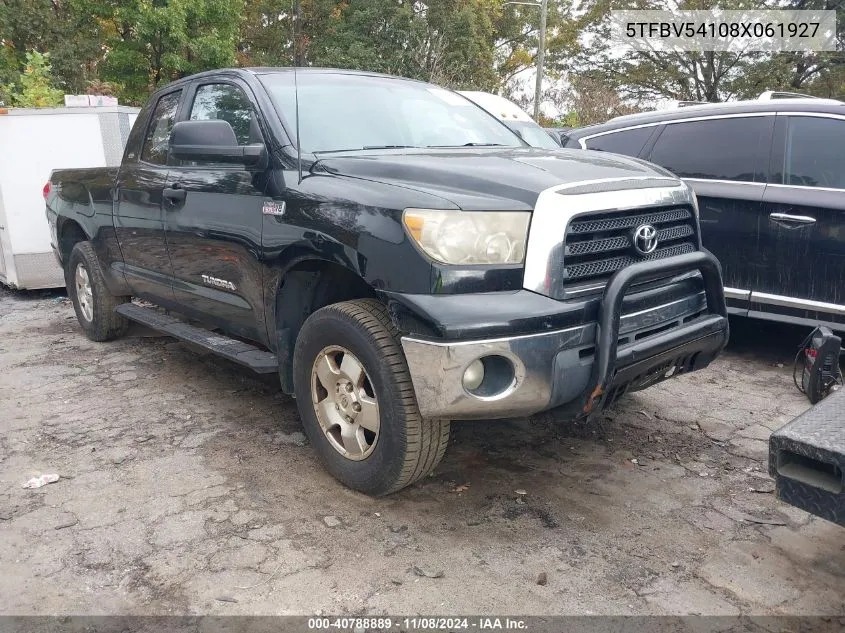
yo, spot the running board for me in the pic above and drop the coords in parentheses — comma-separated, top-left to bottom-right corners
(116, 303, 278, 374)
(769, 388, 845, 527)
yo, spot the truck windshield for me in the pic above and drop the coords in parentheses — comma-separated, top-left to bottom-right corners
(258, 72, 524, 154)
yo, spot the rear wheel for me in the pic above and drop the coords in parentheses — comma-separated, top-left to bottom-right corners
(65, 241, 130, 342)
(292, 299, 450, 496)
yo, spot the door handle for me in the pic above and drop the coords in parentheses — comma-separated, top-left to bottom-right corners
(769, 212, 816, 225)
(162, 183, 186, 204)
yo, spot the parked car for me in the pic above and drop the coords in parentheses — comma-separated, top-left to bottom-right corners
(458, 91, 561, 149)
(45, 68, 728, 495)
(561, 95, 845, 330)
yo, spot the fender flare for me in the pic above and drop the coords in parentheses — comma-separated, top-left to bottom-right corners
(270, 254, 375, 393)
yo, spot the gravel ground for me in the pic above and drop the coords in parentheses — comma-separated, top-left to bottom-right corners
(0, 287, 843, 616)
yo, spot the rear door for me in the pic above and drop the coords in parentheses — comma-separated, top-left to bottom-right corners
(162, 80, 270, 342)
(643, 115, 774, 312)
(756, 113, 845, 324)
(114, 89, 182, 301)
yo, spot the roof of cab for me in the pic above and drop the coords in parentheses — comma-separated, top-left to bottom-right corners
(153, 67, 432, 93)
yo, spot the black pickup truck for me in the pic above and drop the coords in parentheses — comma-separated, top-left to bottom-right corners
(45, 68, 729, 495)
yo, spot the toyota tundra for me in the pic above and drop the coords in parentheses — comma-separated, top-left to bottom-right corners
(45, 68, 729, 495)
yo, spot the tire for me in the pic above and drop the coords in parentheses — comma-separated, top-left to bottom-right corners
(292, 299, 450, 496)
(65, 241, 130, 342)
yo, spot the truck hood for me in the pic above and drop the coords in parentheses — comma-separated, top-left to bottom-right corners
(314, 147, 675, 211)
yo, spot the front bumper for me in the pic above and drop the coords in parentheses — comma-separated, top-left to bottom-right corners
(400, 251, 728, 420)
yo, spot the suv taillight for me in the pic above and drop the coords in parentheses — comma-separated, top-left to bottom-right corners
(43, 181, 51, 200)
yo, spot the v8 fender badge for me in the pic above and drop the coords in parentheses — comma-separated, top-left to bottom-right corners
(201, 274, 236, 291)
(262, 199, 286, 216)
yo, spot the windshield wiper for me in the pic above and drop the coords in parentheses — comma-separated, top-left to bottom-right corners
(427, 142, 507, 148)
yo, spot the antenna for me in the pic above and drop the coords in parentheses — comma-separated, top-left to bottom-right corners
(293, 0, 303, 184)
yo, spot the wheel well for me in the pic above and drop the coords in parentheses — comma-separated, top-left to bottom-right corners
(274, 260, 378, 393)
(58, 220, 88, 263)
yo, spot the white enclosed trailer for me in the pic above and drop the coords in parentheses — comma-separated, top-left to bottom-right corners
(0, 105, 139, 289)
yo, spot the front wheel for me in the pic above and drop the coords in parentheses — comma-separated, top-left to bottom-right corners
(65, 241, 130, 342)
(292, 299, 450, 496)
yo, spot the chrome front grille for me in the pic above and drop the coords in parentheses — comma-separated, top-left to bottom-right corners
(561, 205, 698, 291)
(567, 207, 692, 234)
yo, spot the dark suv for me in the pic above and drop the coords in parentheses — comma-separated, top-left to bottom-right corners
(562, 97, 845, 329)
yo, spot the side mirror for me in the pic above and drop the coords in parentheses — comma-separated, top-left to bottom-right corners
(169, 120, 266, 166)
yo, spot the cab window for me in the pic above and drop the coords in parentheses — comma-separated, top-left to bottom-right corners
(189, 83, 261, 146)
(140, 90, 182, 165)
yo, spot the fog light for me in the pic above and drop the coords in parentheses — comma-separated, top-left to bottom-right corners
(462, 359, 485, 391)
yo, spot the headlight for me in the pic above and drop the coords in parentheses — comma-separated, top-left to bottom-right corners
(403, 209, 530, 265)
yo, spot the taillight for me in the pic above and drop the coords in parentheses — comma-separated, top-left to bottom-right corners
(43, 181, 51, 200)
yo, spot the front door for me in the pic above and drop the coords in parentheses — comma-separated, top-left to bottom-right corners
(756, 114, 845, 325)
(163, 81, 269, 343)
(114, 89, 182, 301)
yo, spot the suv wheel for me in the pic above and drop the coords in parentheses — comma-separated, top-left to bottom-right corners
(292, 299, 450, 496)
(65, 241, 130, 342)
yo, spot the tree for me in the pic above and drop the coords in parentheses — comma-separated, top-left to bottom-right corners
(298, 0, 501, 89)
(237, 0, 295, 67)
(408, 0, 499, 88)
(0, 0, 105, 97)
(95, 0, 244, 104)
(237, 0, 506, 89)
(571, 0, 844, 105)
(734, 0, 845, 98)
(5, 50, 63, 106)
(558, 75, 640, 125)
(570, 0, 760, 104)
(493, 0, 583, 89)
(3, 0, 839, 110)
(297, 0, 414, 74)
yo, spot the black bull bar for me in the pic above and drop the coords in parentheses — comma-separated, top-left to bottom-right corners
(583, 250, 729, 416)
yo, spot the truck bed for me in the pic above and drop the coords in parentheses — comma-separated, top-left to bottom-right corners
(48, 167, 120, 226)
(51, 166, 120, 186)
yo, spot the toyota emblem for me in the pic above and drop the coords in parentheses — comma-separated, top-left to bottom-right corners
(632, 224, 658, 256)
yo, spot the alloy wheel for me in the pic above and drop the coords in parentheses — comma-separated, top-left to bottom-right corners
(310, 345, 380, 460)
(75, 263, 94, 322)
